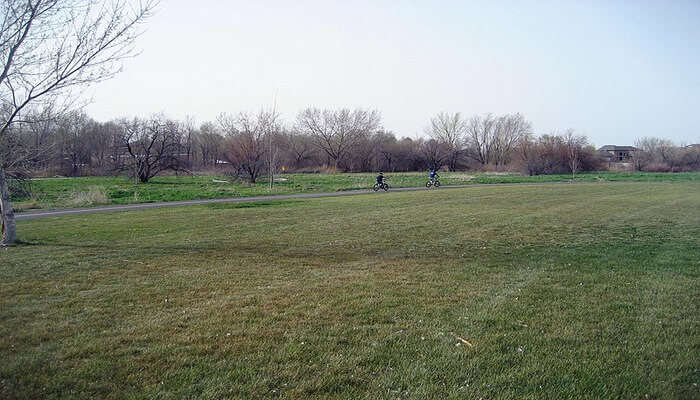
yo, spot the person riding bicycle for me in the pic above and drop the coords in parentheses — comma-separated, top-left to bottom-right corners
(376, 172, 385, 185)
(429, 168, 439, 182)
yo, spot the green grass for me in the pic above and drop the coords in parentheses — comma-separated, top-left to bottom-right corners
(1, 182, 699, 399)
(12, 171, 700, 212)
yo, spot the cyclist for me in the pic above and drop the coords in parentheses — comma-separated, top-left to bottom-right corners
(429, 168, 439, 183)
(376, 172, 385, 186)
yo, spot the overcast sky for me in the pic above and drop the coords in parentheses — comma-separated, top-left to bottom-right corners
(85, 0, 700, 146)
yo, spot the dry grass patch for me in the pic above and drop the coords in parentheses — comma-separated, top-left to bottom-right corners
(64, 185, 110, 207)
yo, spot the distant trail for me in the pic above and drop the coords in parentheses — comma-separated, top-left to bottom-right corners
(16, 181, 598, 220)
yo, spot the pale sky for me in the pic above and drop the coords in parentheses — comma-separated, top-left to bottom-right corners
(86, 0, 700, 146)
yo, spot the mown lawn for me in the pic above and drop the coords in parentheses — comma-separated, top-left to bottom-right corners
(13, 171, 700, 211)
(1, 182, 699, 399)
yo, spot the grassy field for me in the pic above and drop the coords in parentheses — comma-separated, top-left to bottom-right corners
(12, 171, 700, 212)
(2, 182, 699, 399)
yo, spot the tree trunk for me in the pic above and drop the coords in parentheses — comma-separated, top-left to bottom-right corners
(0, 167, 18, 245)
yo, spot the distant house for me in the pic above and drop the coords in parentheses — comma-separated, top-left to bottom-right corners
(598, 145, 637, 163)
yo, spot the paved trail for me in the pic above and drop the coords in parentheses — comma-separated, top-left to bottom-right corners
(16, 182, 580, 220)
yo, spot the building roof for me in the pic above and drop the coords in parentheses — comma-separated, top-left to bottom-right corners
(598, 145, 637, 152)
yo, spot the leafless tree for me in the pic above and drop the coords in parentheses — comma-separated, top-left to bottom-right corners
(420, 138, 449, 171)
(0, 0, 156, 244)
(425, 112, 466, 170)
(393, 137, 424, 172)
(632, 137, 660, 171)
(633, 138, 700, 172)
(516, 131, 601, 176)
(373, 130, 398, 172)
(263, 109, 281, 190)
(182, 116, 197, 169)
(282, 130, 318, 170)
(658, 140, 683, 170)
(682, 144, 700, 170)
(516, 135, 543, 176)
(492, 113, 532, 166)
(119, 116, 183, 183)
(563, 129, 587, 178)
(56, 111, 91, 176)
(219, 110, 278, 183)
(464, 113, 497, 166)
(85, 119, 118, 173)
(196, 122, 223, 167)
(4, 106, 59, 173)
(296, 107, 381, 170)
(464, 113, 531, 167)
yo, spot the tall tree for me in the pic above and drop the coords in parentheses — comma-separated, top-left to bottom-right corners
(492, 113, 532, 166)
(119, 116, 183, 183)
(563, 129, 586, 178)
(282, 130, 318, 170)
(464, 113, 497, 166)
(219, 110, 279, 184)
(57, 111, 91, 176)
(0, 0, 156, 244)
(464, 113, 531, 167)
(296, 108, 381, 170)
(425, 112, 466, 171)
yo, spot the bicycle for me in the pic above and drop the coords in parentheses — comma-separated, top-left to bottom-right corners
(425, 178, 440, 188)
(373, 181, 389, 192)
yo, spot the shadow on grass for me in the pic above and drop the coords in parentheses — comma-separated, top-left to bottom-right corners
(3, 239, 42, 247)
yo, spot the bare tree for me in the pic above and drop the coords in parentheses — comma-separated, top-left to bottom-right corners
(393, 137, 424, 172)
(4, 106, 59, 173)
(373, 130, 398, 172)
(563, 129, 587, 178)
(119, 116, 183, 183)
(85, 119, 117, 173)
(658, 140, 683, 170)
(492, 113, 532, 166)
(516, 131, 601, 176)
(631, 137, 696, 171)
(182, 116, 197, 169)
(296, 107, 381, 170)
(425, 112, 466, 171)
(632, 137, 660, 171)
(420, 138, 449, 171)
(263, 109, 281, 190)
(56, 111, 91, 176)
(464, 113, 497, 166)
(219, 110, 278, 184)
(463, 113, 531, 168)
(282, 130, 318, 170)
(196, 122, 223, 167)
(682, 144, 700, 170)
(516, 135, 543, 176)
(0, 0, 156, 244)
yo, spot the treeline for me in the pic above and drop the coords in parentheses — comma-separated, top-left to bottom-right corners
(632, 138, 700, 172)
(3, 108, 698, 183)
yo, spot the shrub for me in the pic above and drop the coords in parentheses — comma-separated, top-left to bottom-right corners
(644, 163, 672, 173)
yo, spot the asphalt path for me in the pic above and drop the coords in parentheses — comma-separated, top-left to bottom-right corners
(16, 181, 580, 220)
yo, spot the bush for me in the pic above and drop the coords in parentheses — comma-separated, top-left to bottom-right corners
(644, 163, 672, 173)
(8, 178, 32, 200)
